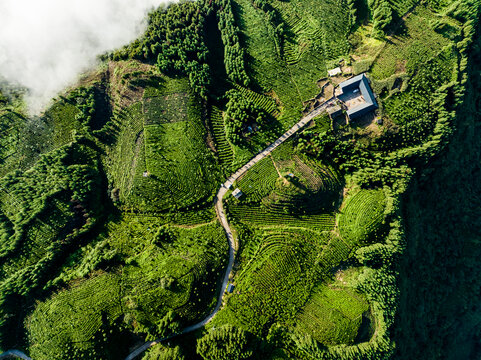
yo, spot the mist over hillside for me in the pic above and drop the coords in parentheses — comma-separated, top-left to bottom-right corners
(0, 0, 174, 114)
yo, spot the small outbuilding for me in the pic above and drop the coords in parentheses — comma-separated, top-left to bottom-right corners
(232, 188, 243, 199)
(328, 67, 342, 77)
(227, 284, 235, 293)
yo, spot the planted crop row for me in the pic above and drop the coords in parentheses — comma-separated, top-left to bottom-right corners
(170, 207, 216, 225)
(229, 239, 306, 332)
(296, 285, 368, 345)
(143, 113, 218, 210)
(338, 189, 386, 246)
(271, 141, 294, 162)
(143, 93, 190, 125)
(284, 40, 303, 65)
(320, 286, 368, 320)
(236, 157, 279, 202)
(8, 199, 74, 276)
(27, 273, 123, 358)
(248, 244, 301, 292)
(229, 204, 335, 232)
(210, 106, 234, 166)
(271, 0, 350, 61)
(233, 84, 278, 116)
(319, 235, 351, 270)
(294, 156, 340, 193)
(104, 102, 145, 203)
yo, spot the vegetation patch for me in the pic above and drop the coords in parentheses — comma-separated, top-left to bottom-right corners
(27, 273, 124, 360)
(370, 7, 453, 80)
(338, 189, 386, 246)
(295, 283, 369, 345)
(26, 221, 228, 357)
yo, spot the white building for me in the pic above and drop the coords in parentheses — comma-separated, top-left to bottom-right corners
(328, 67, 342, 77)
(232, 188, 243, 199)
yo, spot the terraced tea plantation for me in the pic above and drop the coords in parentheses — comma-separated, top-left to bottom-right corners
(295, 282, 369, 345)
(143, 78, 220, 210)
(105, 76, 220, 212)
(220, 228, 323, 334)
(27, 274, 124, 360)
(218, 134, 386, 341)
(232, 0, 343, 129)
(338, 189, 387, 246)
(0, 0, 478, 358)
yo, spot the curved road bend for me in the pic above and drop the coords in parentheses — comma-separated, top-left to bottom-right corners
(0, 99, 335, 360)
(0, 350, 31, 360)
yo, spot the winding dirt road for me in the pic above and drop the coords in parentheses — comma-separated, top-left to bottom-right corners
(124, 98, 334, 360)
(0, 99, 334, 360)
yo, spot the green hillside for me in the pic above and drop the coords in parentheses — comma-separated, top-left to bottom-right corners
(0, 0, 480, 359)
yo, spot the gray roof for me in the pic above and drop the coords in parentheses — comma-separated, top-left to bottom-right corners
(338, 74, 377, 119)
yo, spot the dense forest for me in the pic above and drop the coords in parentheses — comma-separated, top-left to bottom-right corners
(0, 0, 480, 359)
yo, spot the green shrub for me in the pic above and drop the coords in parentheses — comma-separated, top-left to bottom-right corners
(223, 90, 270, 145)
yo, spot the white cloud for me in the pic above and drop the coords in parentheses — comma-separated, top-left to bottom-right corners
(0, 0, 173, 114)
